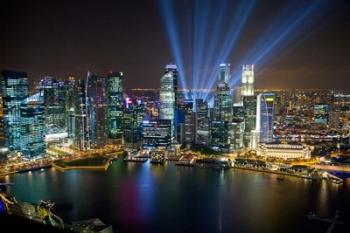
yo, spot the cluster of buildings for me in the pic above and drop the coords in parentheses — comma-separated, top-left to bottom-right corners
(1, 63, 349, 161)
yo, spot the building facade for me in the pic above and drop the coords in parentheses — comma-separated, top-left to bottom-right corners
(159, 64, 178, 139)
(1, 71, 29, 151)
(106, 72, 124, 139)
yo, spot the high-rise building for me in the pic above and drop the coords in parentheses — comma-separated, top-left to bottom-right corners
(210, 121, 229, 152)
(195, 99, 209, 146)
(1, 71, 29, 151)
(251, 93, 275, 149)
(159, 64, 178, 139)
(86, 72, 108, 148)
(20, 92, 45, 158)
(73, 79, 89, 150)
(260, 93, 275, 143)
(141, 119, 172, 149)
(241, 65, 254, 97)
(122, 99, 144, 150)
(211, 64, 233, 152)
(40, 76, 66, 135)
(183, 99, 195, 144)
(229, 121, 244, 152)
(0, 96, 4, 144)
(214, 63, 233, 122)
(243, 96, 256, 146)
(106, 72, 124, 139)
(65, 76, 76, 141)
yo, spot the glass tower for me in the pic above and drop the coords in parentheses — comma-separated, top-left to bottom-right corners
(1, 70, 29, 151)
(20, 92, 46, 158)
(86, 72, 108, 148)
(106, 72, 124, 139)
(195, 99, 209, 146)
(40, 76, 66, 135)
(159, 64, 178, 140)
(214, 63, 233, 122)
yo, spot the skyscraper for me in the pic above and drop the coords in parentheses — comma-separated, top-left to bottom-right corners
(159, 64, 178, 139)
(183, 99, 195, 144)
(195, 99, 209, 146)
(122, 99, 144, 150)
(1, 71, 29, 151)
(40, 76, 66, 135)
(73, 79, 89, 150)
(214, 63, 233, 122)
(65, 76, 76, 141)
(260, 93, 275, 143)
(251, 93, 275, 149)
(243, 96, 257, 146)
(241, 65, 254, 97)
(211, 64, 233, 152)
(106, 72, 124, 139)
(86, 72, 108, 148)
(20, 92, 46, 158)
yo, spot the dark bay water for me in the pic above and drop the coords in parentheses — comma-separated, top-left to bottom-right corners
(1, 160, 349, 233)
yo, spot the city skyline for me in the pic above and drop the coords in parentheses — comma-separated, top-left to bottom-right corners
(1, 0, 350, 91)
(1, 1, 350, 233)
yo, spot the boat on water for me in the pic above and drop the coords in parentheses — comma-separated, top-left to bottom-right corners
(150, 158, 165, 164)
(124, 156, 148, 163)
(277, 176, 284, 181)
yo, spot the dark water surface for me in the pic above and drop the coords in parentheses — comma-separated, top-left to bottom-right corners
(1, 160, 349, 233)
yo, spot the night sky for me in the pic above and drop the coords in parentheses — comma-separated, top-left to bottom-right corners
(1, 0, 349, 91)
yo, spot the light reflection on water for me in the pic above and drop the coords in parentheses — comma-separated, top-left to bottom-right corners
(1, 160, 349, 233)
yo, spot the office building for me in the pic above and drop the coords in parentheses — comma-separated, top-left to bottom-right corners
(183, 99, 195, 144)
(106, 72, 124, 139)
(241, 65, 254, 97)
(40, 76, 66, 135)
(159, 64, 178, 139)
(195, 99, 209, 146)
(20, 92, 45, 158)
(1, 70, 29, 151)
(214, 63, 233, 122)
(122, 99, 144, 150)
(86, 72, 108, 148)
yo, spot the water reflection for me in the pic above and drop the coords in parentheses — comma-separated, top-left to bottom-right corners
(0, 161, 349, 233)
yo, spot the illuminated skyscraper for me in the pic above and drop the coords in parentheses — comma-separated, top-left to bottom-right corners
(241, 65, 254, 97)
(159, 64, 178, 139)
(229, 121, 244, 152)
(65, 76, 76, 141)
(211, 64, 233, 152)
(260, 93, 275, 143)
(250, 93, 275, 149)
(73, 79, 89, 150)
(214, 63, 233, 122)
(86, 72, 108, 148)
(122, 99, 144, 150)
(183, 99, 195, 144)
(243, 96, 256, 146)
(40, 76, 66, 135)
(106, 72, 124, 139)
(195, 99, 209, 146)
(1, 71, 29, 151)
(20, 92, 45, 158)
